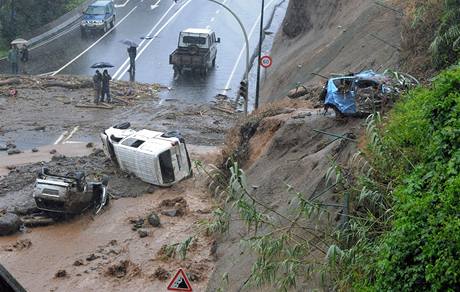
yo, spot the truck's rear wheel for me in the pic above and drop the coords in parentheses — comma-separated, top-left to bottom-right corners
(201, 67, 208, 78)
(173, 66, 182, 79)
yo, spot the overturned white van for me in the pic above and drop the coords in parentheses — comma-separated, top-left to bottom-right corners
(100, 122, 192, 187)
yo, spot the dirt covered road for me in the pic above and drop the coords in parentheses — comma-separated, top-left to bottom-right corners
(0, 75, 236, 150)
(0, 145, 222, 292)
(0, 75, 236, 291)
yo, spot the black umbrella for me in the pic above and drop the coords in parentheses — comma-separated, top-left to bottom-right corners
(120, 39, 138, 47)
(90, 62, 114, 69)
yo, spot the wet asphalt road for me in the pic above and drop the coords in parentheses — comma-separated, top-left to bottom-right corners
(1, 0, 284, 104)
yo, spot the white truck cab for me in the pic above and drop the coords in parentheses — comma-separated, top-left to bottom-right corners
(100, 123, 192, 187)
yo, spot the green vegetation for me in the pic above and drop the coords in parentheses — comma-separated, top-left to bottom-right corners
(409, 0, 460, 69)
(332, 67, 460, 290)
(430, 0, 460, 68)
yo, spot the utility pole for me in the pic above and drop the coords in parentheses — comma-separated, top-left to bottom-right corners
(254, 0, 265, 110)
(208, 0, 250, 115)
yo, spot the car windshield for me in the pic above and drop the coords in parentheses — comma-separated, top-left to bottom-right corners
(85, 6, 106, 15)
(182, 36, 206, 45)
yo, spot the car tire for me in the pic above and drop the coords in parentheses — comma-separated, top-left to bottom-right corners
(110, 17, 115, 28)
(212, 57, 216, 68)
(103, 23, 108, 33)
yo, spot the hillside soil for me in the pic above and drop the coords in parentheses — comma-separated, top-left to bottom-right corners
(262, 0, 402, 102)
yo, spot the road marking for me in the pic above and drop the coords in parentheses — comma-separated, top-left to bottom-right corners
(216, 9, 220, 14)
(52, 5, 138, 76)
(210, 17, 215, 22)
(54, 131, 68, 145)
(115, 0, 193, 80)
(113, 2, 177, 79)
(151, 0, 161, 9)
(63, 126, 80, 143)
(222, 0, 276, 94)
(64, 141, 86, 144)
(38, 71, 57, 76)
(115, 0, 131, 8)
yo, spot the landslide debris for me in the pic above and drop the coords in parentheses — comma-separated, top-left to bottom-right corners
(208, 100, 362, 291)
(0, 149, 152, 218)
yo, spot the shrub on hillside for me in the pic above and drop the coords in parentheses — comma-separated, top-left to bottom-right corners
(350, 67, 460, 290)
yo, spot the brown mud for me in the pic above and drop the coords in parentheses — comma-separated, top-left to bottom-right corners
(0, 147, 221, 292)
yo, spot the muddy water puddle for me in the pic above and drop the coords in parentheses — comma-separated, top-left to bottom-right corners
(0, 165, 217, 292)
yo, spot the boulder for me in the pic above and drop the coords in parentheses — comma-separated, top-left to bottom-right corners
(147, 211, 161, 227)
(0, 213, 22, 236)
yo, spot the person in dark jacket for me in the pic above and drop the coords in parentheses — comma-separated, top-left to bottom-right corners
(93, 70, 103, 104)
(7, 45, 19, 75)
(127, 46, 137, 74)
(20, 45, 28, 63)
(101, 70, 112, 103)
(20, 45, 29, 74)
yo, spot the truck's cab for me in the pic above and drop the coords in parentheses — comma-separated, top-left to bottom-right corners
(80, 0, 115, 37)
(169, 28, 220, 78)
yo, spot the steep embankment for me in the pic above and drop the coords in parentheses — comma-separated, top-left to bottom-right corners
(207, 102, 361, 291)
(261, 0, 402, 102)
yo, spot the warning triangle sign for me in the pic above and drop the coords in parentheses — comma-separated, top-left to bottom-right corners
(167, 268, 193, 291)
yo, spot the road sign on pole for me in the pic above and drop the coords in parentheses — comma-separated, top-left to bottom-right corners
(167, 268, 193, 291)
(260, 55, 272, 68)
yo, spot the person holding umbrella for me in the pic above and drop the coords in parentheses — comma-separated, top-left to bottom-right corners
(7, 45, 19, 75)
(93, 70, 103, 104)
(101, 69, 112, 103)
(127, 45, 137, 74)
(90, 62, 114, 104)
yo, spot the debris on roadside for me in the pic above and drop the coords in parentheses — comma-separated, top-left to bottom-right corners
(55, 269, 67, 278)
(137, 229, 149, 238)
(0, 212, 22, 236)
(147, 211, 161, 227)
(73, 259, 84, 266)
(159, 197, 187, 217)
(2, 239, 32, 252)
(7, 149, 21, 155)
(319, 70, 418, 117)
(106, 260, 140, 279)
(152, 267, 170, 281)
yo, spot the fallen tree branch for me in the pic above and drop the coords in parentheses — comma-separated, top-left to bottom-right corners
(0, 78, 21, 87)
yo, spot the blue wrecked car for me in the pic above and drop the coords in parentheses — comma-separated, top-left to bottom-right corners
(322, 70, 393, 117)
(80, 0, 116, 37)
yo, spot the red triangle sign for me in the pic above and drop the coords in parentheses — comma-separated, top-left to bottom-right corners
(167, 268, 193, 291)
